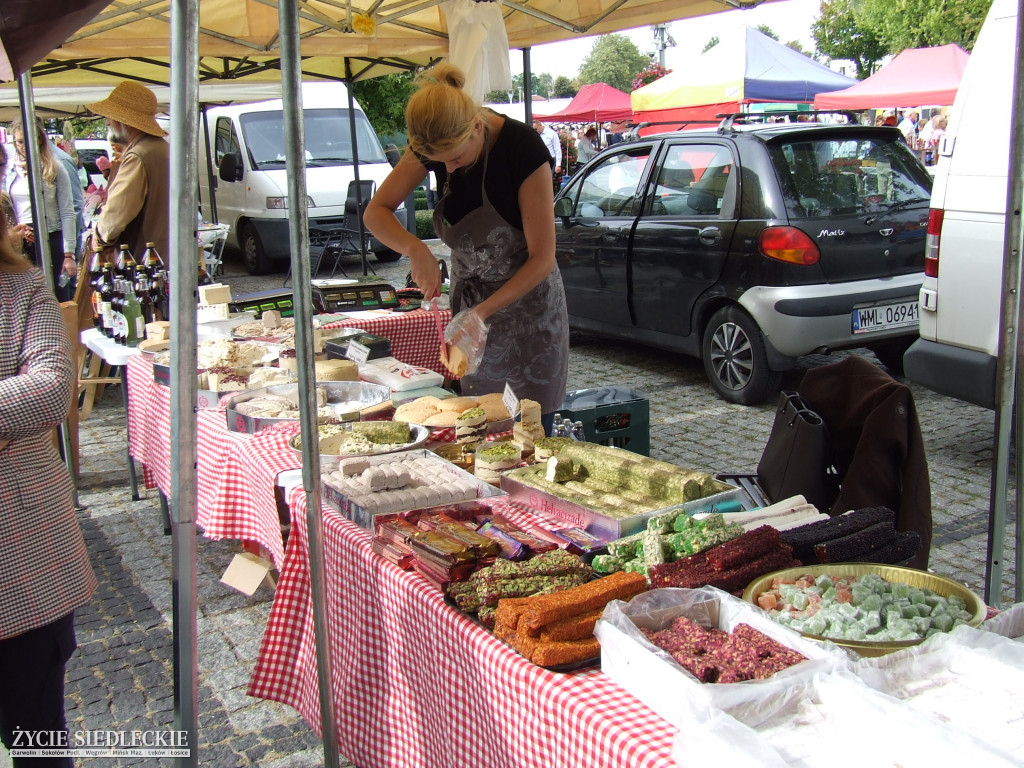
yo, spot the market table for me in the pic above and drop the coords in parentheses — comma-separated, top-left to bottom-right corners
(248, 492, 677, 768)
(82, 328, 143, 498)
(319, 306, 451, 377)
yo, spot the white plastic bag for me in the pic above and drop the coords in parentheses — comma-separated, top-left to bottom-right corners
(443, 309, 488, 377)
(594, 587, 853, 728)
(443, 0, 512, 102)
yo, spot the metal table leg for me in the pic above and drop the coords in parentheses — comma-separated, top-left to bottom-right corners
(120, 365, 141, 500)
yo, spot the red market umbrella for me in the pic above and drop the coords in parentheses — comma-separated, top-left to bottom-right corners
(813, 44, 970, 109)
(0, 0, 109, 81)
(535, 82, 634, 123)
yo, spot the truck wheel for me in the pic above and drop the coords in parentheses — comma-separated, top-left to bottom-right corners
(241, 224, 270, 275)
(871, 339, 912, 377)
(374, 249, 402, 263)
(702, 306, 781, 405)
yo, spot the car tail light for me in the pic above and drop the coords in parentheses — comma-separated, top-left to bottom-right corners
(925, 208, 943, 278)
(758, 226, 820, 265)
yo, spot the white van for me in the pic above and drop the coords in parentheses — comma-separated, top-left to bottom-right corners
(199, 82, 409, 274)
(903, 0, 1015, 408)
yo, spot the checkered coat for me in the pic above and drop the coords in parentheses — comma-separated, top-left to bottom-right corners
(0, 267, 96, 639)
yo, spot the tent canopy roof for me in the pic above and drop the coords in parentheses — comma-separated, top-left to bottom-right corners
(813, 44, 970, 109)
(534, 82, 632, 123)
(632, 26, 857, 113)
(3, 0, 779, 89)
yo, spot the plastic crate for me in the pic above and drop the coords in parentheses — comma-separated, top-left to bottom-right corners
(559, 387, 650, 456)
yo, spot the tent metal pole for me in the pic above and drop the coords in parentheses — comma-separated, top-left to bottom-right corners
(278, 1, 341, 765)
(988, 0, 1024, 605)
(201, 107, 217, 223)
(169, 0, 200, 765)
(16, 73, 80, 508)
(345, 58, 369, 277)
(522, 47, 532, 125)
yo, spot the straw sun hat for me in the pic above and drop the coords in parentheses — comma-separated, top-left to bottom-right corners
(86, 81, 167, 138)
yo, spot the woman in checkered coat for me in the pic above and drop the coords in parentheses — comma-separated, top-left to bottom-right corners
(0, 208, 96, 765)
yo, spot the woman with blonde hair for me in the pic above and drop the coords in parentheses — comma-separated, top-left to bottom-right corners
(3, 118, 78, 300)
(364, 62, 569, 430)
(0, 205, 97, 767)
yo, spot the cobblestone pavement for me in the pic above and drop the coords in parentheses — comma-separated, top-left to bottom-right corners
(2, 244, 1016, 766)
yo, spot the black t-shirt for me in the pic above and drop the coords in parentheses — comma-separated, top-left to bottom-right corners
(426, 113, 550, 230)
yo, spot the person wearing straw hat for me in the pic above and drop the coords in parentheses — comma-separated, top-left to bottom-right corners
(85, 81, 170, 268)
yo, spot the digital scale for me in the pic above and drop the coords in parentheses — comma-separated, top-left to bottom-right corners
(229, 288, 295, 318)
(311, 277, 399, 313)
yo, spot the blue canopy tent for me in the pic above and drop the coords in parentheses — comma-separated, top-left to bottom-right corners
(632, 27, 858, 129)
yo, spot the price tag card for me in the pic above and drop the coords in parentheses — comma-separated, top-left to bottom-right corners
(346, 340, 370, 364)
(502, 382, 520, 420)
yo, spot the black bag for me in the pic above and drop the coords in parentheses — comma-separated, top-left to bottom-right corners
(756, 390, 839, 511)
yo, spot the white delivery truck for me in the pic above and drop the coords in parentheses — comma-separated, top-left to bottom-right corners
(903, 0, 1016, 408)
(199, 82, 410, 274)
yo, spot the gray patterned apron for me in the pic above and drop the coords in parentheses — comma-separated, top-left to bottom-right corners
(432, 127, 569, 414)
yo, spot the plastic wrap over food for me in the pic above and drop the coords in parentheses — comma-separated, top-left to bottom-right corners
(672, 670, 1023, 768)
(594, 587, 853, 725)
(849, 624, 1024, 761)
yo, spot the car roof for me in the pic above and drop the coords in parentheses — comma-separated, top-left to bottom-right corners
(637, 122, 899, 144)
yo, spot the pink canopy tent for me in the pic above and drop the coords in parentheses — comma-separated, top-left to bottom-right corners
(813, 44, 970, 109)
(534, 82, 633, 123)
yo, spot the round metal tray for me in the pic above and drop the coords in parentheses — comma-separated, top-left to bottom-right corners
(742, 563, 987, 657)
(224, 381, 392, 434)
(288, 422, 429, 461)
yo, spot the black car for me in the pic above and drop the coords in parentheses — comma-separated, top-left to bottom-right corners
(553, 116, 932, 404)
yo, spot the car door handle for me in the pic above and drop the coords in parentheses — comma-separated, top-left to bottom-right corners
(698, 226, 721, 245)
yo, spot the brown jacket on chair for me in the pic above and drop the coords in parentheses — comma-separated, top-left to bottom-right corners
(799, 355, 932, 569)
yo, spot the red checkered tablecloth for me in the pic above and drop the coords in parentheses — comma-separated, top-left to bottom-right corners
(321, 307, 451, 376)
(248, 493, 677, 768)
(126, 355, 301, 569)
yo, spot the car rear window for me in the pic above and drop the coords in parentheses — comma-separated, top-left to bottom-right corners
(769, 135, 932, 218)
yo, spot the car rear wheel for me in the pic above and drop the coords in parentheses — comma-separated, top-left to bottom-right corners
(702, 306, 782, 405)
(241, 223, 270, 275)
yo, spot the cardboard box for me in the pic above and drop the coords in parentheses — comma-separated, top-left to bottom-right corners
(322, 449, 504, 530)
(499, 472, 745, 541)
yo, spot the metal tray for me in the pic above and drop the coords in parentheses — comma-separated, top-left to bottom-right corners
(288, 423, 430, 462)
(224, 381, 391, 434)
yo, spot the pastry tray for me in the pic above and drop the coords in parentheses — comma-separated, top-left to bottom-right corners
(322, 449, 504, 530)
(499, 473, 745, 541)
(224, 381, 391, 434)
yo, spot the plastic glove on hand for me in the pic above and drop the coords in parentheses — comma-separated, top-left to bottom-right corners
(443, 309, 488, 377)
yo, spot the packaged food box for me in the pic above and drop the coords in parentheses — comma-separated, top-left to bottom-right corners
(322, 449, 504, 530)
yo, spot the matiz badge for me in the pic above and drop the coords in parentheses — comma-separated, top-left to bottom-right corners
(818, 228, 845, 237)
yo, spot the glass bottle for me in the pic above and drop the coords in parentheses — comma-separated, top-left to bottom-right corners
(120, 243, 138, 285)
(99, 256, 115, 338)
(141, 241, 164, 280)
(112, 278, 126, 345)
(122, 280, 144, 348)
(136, 274, 155, 325)
(87, 250, 103, 326)
(563, 418, 576, 440)
(550, 414, 565, 438)
(572, 421, 586, 442)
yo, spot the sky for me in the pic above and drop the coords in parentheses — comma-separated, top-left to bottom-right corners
(507, 0, 824, 80)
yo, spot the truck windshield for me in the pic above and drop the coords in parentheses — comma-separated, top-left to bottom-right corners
(239, 108, 388, 169)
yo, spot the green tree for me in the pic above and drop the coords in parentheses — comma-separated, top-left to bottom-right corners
(577, 34, 651, 92)
(352, 72, 417, 135)
(702, 35, 720, 53)
(533, 72, 554, 99)
(855, 0, 991, 51)
(756, 24, 779, 40)
(812, 0, 888, 79)
(552, 76, 576, 98)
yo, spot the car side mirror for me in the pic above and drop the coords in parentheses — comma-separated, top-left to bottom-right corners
(219, 151, 243, 182)
(554, 196, 573, 220)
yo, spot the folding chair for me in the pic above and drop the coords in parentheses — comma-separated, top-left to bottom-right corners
(322, 179, 377, 278)
(201, 224, 230, 280)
